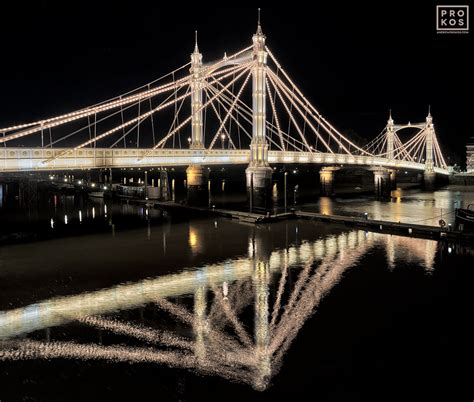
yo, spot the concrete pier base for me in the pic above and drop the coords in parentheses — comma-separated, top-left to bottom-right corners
(160, 171, 170, 201)
(246, 166, 273, 211)
(373, 169, 391, 199)
(389, 170, 397, 190)
(186, 165, 208, 206)
(424, 171, 436, 190)
(319, 167, 339, 196)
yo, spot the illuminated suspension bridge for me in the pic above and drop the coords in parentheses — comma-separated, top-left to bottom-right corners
(0, 20, 449, 202)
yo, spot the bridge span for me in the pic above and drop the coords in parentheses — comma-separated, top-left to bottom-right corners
(0, 147, 449, 175)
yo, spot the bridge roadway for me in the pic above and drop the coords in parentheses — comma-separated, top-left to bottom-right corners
(0, 147, 450, 175)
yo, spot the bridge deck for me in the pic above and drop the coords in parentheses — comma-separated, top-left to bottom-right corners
(0, 148, 449, 175)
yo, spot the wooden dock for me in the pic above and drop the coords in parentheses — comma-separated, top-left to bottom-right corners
(295, 211, 474, 243)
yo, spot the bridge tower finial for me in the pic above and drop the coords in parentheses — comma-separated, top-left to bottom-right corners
(388, 109, 393, 125)
(256, 8, 263, 35)
(190, 30, 202, 68)
(194, 30, 199, 53)
(426, 105, 433, 125)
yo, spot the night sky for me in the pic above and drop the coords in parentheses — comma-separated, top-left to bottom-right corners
(0, 3, 472, 165)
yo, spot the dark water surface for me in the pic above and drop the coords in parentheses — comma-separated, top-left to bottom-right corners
(0, 187, 473, 401)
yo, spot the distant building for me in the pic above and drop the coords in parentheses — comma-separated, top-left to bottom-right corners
(467, 138, 474, 173)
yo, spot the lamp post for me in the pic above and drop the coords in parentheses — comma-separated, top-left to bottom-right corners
(294, 184, 298, 205)
(250, 172, 254, 213)
(220, 132, 226, 149)
(144, 170, 148, 200)
(284, 171, 288, 213)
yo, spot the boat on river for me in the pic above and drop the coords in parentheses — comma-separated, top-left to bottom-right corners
(455, 204, 474, 231)
(89, 191, 105, 198)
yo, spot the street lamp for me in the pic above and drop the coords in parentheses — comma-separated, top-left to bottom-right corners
(187, 137, 191, 147)
(284, 171, 288, 213)
(249, 172, 254, 213)
(220, 132, 226, 149)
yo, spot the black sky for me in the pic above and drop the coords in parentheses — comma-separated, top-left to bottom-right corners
(0, 3, 472, 164)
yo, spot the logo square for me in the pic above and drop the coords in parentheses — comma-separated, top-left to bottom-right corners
(436, 5, 469, 32)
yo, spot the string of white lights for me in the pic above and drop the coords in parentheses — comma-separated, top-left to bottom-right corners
(211, 84, 305, 152)
(406, 130, 428, 162)
(363, 128, 387, 153)
(267, 73, 319, 153)
(206, 85, 293, 152)
(50, 96, 144, 147)
(269, 69, 363, 155)
(0, 78, 191, 144)
(433, 133, 448, 169)
(204, 91, 235, 149)
(159, 87, 192, 149)
(397, 129, 427, 160)
(204, 87, 253, 144)
(44, 89, 193, 162)
(375, 127, 425, 159)
(109, 87, 189, 149)
(43, 63, 251, 160)
(266, 46, 371, 156)
(208, 70, 252, 149)
(208, 79, 294, 145)
(0, 61, 248, 146)
(393, 134, 414, 161)
(265, 76, 286, 151)
(144, 62, 254, 156)
(200, 45, 253, 76)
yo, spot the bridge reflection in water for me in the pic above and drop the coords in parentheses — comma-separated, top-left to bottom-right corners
(0, 228, 438, 390)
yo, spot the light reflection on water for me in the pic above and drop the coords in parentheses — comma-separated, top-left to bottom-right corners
(302, 187, 474, 226)
(0, 192, 162, 231)
(0, 223, 444, 391)
(2, 184, 474, 233)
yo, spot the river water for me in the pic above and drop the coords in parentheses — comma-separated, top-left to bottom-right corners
(0, 184, 473, 401)
(301, 186, 474, 227)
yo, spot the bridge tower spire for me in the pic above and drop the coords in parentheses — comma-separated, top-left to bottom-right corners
(246, 12, 273, 210)
(386, 109, 394, 160)
(424, 107, 436, 189)
(190, 30, 204, 149)
(186, 31, 208, 206)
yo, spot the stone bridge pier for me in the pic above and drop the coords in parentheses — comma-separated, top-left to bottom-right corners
(319, 166, 340, 196)
(373, 168, 392, 199)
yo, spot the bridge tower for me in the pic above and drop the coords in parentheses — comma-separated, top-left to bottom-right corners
(386, 112, 397, 189)
(424, 109, 436, 189)
(245, 21, 273, 210)
(186, 32, 209, 206)
(386, 110, 395, 160)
